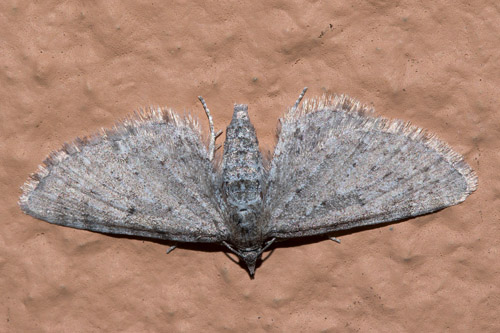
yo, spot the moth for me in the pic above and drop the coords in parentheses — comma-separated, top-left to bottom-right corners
(20, 88, 477, 277)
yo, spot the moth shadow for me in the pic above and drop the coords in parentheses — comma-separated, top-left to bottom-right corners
(109, 212, 437, 277)
(270, 214, 431, 250)
(111, 234, 225, 253)
(111, 234, 255, 276)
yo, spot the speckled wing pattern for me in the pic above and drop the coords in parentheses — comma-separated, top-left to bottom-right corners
(20, 108, 227, 243)
(264, 95, 478, 239)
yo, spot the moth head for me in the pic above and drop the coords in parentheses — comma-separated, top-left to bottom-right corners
(223, 239, 275, 278)
(238, 249, 260, 278)
(222, 241, 262, 278)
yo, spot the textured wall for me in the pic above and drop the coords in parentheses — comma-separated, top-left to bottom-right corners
(1, 1, 498, 331)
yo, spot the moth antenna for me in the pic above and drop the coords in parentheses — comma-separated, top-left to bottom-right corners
(292, 87, 308, 110)
(198, 96, 217, 161)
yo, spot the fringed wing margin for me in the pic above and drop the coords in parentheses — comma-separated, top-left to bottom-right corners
(264, 95, 477, 239)
(20, 107, 228, 243)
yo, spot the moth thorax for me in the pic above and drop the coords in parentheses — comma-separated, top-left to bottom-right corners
(228, 204, 263, 248)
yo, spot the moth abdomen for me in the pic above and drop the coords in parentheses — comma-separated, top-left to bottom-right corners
(222, 104, 264, 204)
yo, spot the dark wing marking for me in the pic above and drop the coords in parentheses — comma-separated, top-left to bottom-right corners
(265, 95, 477, 238)
(20, 108, 228, 243)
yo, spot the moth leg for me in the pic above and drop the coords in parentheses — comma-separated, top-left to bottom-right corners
(291, 87, 308, 110)
(214, 130, 223, 153)
(329, 237, 341, 244)
(166, 245, 177, 254)
(260, 238, 276, 253)
(222, 251, 240, 264)
(278, 87, 309, 126)
(222, 240, 241, 256)
(198, 96, 221, 161)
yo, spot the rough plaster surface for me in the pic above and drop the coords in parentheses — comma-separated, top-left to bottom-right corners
(1, 1, 498, 332)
